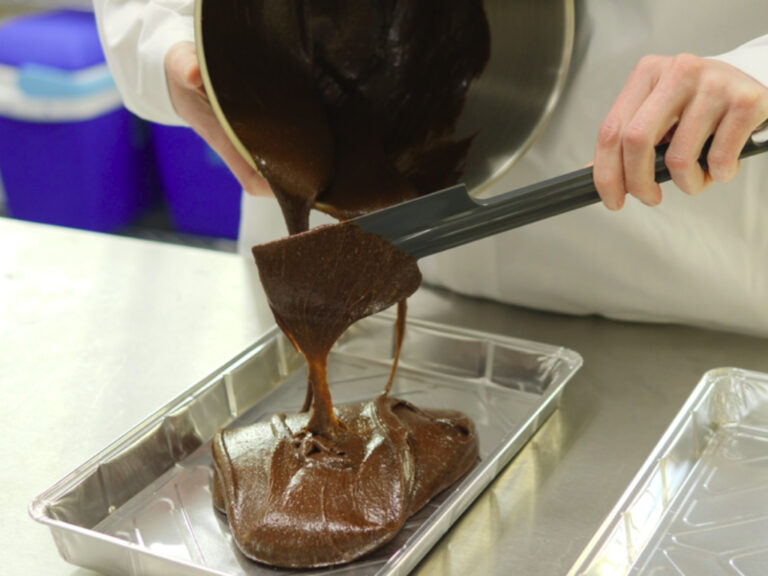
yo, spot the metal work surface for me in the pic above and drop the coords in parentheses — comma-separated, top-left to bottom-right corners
(3, 217, 768, 576)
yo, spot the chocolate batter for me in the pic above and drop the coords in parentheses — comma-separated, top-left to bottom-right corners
(212, 224, 478, 567)
(251, 222, 422, 436)
(212, 396, 477, 568)
(204, 0, 490, 567)
(201, 0, 490, 229)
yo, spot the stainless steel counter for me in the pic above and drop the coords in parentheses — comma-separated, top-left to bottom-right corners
(3, 217, 767, 576)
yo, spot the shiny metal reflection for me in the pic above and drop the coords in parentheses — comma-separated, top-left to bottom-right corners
(568, 368, 768, 576)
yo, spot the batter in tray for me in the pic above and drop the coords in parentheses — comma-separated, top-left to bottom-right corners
(207, 0, 489, 567)
(212, 223, 478, 567)
(211, 399, 477, 568)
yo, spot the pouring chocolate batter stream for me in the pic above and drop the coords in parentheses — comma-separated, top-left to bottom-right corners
(206, 0, 490, 567)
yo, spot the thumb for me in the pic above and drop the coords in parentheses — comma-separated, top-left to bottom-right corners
(179, 45, 202, 90)
(168, 42, 202, 90)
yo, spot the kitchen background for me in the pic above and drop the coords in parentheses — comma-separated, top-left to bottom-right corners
(0, 1, 240, 252)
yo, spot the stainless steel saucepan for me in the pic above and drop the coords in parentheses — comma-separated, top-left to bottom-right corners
(194, 0, 575, 197)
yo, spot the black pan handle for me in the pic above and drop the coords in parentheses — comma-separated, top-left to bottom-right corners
(402, 123, 768, 259)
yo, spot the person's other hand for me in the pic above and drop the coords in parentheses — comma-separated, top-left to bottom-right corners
(593, 54, 768, 210)
(165, 42, 273, 197)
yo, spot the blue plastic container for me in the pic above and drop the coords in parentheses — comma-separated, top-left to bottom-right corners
(151, 124, 241, 239)
(0, 10, 155, 232)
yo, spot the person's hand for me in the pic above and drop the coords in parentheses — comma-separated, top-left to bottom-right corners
(165, 42, 273, 197)
(593, 54, 768, 210)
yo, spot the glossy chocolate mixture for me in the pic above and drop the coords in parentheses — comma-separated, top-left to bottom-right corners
(212, 395, 477, 568)
(251, 222, 422, 436)
(201, 0, 490, 229)
(211, 224, 478, 567)
(204, 0, 490, 568)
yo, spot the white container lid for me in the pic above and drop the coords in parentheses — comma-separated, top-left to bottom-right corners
(0, 63, 124, 122)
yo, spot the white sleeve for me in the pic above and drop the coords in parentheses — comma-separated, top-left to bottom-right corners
(93, 0, 195, 126)
(711, 34, 768, 88)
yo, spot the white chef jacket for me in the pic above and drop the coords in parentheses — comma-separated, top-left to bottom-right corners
(94, 1, 768, 336)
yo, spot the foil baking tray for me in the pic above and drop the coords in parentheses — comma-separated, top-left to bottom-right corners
(569, 367, 768, 576)
(30, 314, 582, 576)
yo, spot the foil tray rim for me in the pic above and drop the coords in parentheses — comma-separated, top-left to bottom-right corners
(30, 314, 584, 575)
(566, 366, 768, 576)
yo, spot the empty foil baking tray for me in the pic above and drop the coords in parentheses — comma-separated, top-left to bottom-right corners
(569, 367, 768, 576)
(30, 314, 582, 576)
